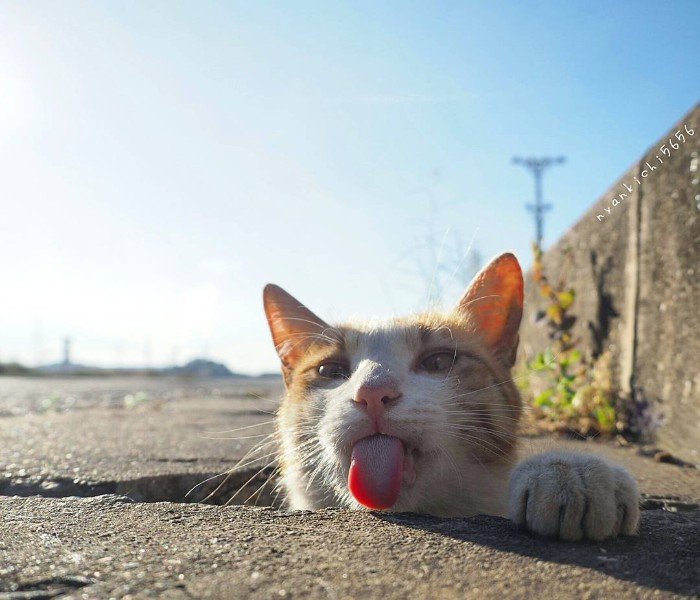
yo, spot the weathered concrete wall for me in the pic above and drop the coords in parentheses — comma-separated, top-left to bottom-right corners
(520, 103, 700, 463)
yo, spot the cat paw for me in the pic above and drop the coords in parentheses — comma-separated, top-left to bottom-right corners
(508, 452, 640, 541)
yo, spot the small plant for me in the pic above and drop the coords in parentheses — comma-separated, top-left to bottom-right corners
(37, 392, 76, 414)
(531, 242, 578, 354)
(570, 350, 618, 435)
(527, 243, 619, 436)
(39, 392, 63, 413)
(123, 391, 150, 410)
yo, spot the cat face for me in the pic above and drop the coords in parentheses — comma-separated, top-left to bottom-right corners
(264, 253, 524, 516)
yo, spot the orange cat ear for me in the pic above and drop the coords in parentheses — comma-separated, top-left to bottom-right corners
(263, 284, 332, 372)
(454, 253, 524, 364)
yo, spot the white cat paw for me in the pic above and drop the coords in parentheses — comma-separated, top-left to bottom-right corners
(508, 452, 640, 541)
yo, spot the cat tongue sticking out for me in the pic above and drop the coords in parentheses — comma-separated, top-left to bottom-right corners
(348, 434, 404, 509)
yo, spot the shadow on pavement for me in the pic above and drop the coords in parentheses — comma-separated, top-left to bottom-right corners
(376, 508, 700, 596)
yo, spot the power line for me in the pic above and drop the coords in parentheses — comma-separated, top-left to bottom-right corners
(512, 155, 566, 246)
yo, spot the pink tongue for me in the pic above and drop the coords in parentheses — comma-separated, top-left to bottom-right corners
(348, 434, 404, 510)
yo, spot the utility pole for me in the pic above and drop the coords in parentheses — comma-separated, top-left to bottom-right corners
(512, 156, 565, 246)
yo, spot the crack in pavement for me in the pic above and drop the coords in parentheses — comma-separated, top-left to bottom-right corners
(0, 467, 279, 507)
(1, 471, 697, 515)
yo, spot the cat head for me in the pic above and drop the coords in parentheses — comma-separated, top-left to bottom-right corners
(263, 253, 524, 515)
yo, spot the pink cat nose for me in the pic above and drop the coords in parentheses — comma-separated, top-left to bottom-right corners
(354, 381, 401, 422)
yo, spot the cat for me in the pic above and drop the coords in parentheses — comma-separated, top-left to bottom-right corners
(262, 252, 640, 541)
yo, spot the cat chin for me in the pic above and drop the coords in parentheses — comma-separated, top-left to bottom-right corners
(282, 443, 509, 517)
(394, 465, 511, 517)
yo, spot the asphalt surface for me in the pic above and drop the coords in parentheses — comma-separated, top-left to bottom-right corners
(0, 376, 698, 598)
(1, 496, 698, 599)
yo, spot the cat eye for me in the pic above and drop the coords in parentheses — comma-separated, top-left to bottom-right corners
(417, 351, 457, 374)
(317, 362, 350, 380)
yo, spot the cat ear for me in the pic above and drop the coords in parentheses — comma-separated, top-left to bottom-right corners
(263, 284, 332, 372)
(455, 253, 524, 365)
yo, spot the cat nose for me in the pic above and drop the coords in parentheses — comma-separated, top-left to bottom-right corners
(354, 381, 401, 421)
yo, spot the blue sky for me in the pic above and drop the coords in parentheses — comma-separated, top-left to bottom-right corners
(0, 1, 698, 372)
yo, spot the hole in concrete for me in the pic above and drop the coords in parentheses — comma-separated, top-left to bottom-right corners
(639, 495, 699, 512)
(2, 474, 696, 513)
(3, 575, 93, 599)
(0, 467, 281, 507)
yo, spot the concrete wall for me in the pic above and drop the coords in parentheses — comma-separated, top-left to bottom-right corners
(519, 103, 699, 463)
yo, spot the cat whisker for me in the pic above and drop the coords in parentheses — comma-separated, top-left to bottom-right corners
(199, 440, 281, 502)
(185, 433, 278, 498)
(221, 437, 319, 505)
(445, 435, 518, 465)
(202, 420, 278, 435)
(201, 433, 273, 441)
(247, 465, 282, 506)
(224, 460, 279, 506)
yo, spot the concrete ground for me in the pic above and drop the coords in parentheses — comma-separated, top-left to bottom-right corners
(0, 376, 698, 598)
